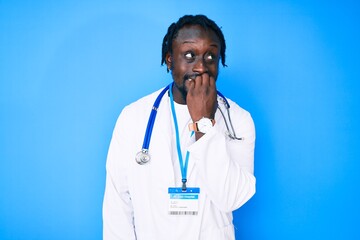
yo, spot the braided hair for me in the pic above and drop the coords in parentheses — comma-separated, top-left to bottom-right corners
(161, 15, 227, 72)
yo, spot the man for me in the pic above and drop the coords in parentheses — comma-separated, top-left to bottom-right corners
(103, 14, 255, 239)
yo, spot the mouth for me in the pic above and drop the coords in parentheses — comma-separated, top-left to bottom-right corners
(183, 73, 201, 82)
(174, 73, 201, 101)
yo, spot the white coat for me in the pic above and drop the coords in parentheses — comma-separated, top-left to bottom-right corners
(103, 86, 256, 240)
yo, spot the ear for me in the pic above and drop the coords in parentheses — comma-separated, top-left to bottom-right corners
(165, 53, 172, 71)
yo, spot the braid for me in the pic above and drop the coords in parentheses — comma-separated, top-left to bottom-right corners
(161, 15, 227, 72)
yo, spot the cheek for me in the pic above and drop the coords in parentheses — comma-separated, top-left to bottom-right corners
(209, 64, 219, 77)
(171, 66, 185, 84)
(172, 60, 190, 76)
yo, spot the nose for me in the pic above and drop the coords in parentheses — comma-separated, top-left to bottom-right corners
(192, 58, 208, 74)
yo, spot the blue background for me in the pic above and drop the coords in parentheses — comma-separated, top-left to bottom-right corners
(1, 0, 359, 239)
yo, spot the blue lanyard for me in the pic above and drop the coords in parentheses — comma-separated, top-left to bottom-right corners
(169, 83, 193, 191)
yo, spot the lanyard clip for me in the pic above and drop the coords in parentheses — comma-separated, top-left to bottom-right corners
(182, 179, 187, 191)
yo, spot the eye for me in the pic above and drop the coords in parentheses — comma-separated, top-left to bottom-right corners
(184, 52, 195, 60)
(205, 53, 217, 63)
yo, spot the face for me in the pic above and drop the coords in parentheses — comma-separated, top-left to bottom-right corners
(166, 25, 221, 103)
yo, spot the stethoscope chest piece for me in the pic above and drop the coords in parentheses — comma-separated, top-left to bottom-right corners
(135, 149, 151, 165)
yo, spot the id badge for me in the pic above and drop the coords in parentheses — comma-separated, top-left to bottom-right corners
(168, 187, 200, 215)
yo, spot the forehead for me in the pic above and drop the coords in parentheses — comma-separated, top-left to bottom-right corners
(173, 24, 220, 45)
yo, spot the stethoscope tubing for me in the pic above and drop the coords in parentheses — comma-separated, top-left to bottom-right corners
(142, 84, 170, 151)
(216, 90, 230, 109)
(138, 83, 239, 164)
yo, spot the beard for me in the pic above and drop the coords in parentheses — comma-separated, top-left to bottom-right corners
(175, 73, 201, 101)
(173, 79, 188, 102)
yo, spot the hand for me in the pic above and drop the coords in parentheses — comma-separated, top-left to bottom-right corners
(186, 73, 218, 123)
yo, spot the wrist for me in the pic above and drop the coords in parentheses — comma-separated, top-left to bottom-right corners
(188, 117, 215, 134)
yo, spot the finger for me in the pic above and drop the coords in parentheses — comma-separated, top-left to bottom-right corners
(202, 73, 210, 86)
(187, 77, 195, 92)
(209, 75, 216, 87)
(193, 74, 202, 88)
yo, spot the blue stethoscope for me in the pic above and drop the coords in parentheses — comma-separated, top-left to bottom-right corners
(135, 83, 242, 165)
